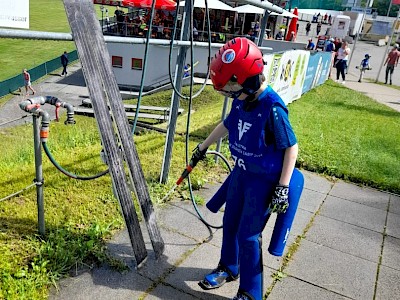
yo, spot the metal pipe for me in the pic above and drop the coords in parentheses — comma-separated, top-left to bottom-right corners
(33, 115, 45, 236)
(0, 29, 273, 51)
(19, 96, 76, 137)
(238, 0, 283, 13)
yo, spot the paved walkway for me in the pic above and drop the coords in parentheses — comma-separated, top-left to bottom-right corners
(1, 57, 399, 300)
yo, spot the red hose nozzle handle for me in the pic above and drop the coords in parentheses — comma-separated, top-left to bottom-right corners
(176, 164, 193, 185)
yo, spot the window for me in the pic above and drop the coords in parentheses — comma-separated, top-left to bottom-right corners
(131, 58, 143, 70)
(112, 56, 123, 68)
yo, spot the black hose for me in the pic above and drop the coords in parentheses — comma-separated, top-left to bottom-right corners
(42, 142, 109, 180)
(188, 150, 232, 229)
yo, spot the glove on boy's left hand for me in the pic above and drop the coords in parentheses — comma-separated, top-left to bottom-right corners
(269, 184, 289, 214)
(190, 143, 208, 168)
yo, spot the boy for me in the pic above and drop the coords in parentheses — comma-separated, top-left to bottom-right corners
(356, 54, 371, 83)
(190, 37, 304, 300)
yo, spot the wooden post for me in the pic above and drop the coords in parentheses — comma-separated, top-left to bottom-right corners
(63, 0, 164, 266)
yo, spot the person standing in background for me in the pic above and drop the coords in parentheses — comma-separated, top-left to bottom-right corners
(61, 51, 69, 76)
(384, 44, 400, 85)
(316, 22, 322, 36)
(335, 41, 350, 84)
(23, 69, 36, 96)
(305, 21, 311, 36)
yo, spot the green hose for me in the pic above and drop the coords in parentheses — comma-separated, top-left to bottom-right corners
(42, 142, 109, 180)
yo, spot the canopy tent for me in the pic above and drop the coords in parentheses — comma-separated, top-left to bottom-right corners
(270, 9, 298, 19)
(179, 0, 235, 11)
(233, 5, 264, 36)
(233, 4, 298, 18)
(233, 4, 264, 15)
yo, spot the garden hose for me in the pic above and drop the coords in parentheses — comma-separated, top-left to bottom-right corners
(42, 142, 109, 180)
(186, 150, 232, 229)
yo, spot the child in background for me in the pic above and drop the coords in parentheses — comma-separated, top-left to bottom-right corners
(356, 54, 371, 83)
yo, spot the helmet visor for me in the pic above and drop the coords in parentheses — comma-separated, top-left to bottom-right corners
(216, 80, 243, 98)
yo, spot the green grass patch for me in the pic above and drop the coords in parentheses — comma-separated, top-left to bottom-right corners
(0, 1, 118, 80)
(0, 86, 229, 299)
(290, 80, 400, 193)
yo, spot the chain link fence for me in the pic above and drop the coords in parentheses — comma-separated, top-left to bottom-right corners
(0, 50, 78, 98)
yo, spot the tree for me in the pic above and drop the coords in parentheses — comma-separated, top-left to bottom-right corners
(374, 0, 399, 16)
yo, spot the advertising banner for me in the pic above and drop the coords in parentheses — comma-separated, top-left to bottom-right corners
(302, 52, 332, 94)
(0, 0, 29, 29)
(264, 50, 309, 105)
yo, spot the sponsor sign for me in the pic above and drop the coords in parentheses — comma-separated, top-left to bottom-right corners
(0, 0, 29, 29)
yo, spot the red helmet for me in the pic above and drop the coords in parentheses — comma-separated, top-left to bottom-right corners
(210, 37, 264, 91)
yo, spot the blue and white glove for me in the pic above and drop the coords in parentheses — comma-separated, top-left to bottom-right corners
(269, 184, 289, 214)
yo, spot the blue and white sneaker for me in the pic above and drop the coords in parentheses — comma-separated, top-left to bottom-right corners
(198, 264, 239, 290)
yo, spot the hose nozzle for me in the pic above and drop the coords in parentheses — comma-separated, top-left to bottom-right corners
(176, 162, 194, 185)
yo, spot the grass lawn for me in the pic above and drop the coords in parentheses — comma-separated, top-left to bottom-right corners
(0, 0, 119, 80)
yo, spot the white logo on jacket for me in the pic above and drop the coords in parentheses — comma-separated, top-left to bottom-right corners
(238, 119, 252, 141)
(231, 155, 246, 170)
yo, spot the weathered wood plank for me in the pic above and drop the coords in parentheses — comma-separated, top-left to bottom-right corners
(63, 0, 164, 260)
(74, 106, 169, 121)
(63, 0, 149, 266)
(123, 104, 184, 114)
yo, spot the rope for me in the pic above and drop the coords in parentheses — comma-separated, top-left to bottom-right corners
(0, 182, 37, 202)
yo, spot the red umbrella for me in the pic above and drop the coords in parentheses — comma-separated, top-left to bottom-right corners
(93, 0, 176, 11)
(121, 0, 177, 11)
(285, 7, 298, 41)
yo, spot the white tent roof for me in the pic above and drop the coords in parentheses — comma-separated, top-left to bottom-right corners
(270, 9, 298, 18)
(233, 4, 264, 14)
(179, 0, 235, 11)
(233, 4, 298, 18)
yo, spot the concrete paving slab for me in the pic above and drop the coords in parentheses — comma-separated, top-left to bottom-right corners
(146, 283, 200, 300)
(382, 236, 400, 271)
(269, 275, 352, 300)
(320, 195, 387, 233)
(389, 194, 400, 215)
(375, 265, 400, 300)
(329, 180, 390, 211)
(386, 212, 400, 239)
(306, 214, 383, 262)
(298, 188, 327, 214)
(164, 243, 239, 300)
(157, 201, 223, 243)
(285, 239, 377, 299)
(262, 235, 296, 271)
(49, 265, 153, 300)
(265, 208, 313, 238)
(302, 170, 333, 194)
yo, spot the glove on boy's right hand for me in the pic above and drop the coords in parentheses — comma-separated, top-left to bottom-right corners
(190, 143, 208, 168)
(269, 184, 289, 214)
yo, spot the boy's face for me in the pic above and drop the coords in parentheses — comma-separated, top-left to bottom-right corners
(216, 80, 243, 99)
